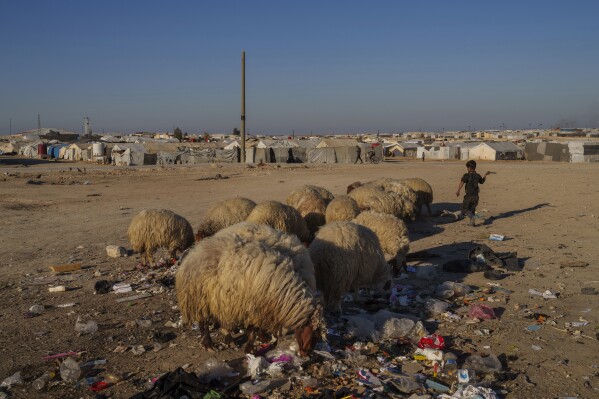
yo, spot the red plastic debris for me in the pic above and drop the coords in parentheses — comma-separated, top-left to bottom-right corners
(417, 334, 446, 349)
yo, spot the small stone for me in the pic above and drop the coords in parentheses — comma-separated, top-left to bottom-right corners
(106, 245, 127, 258)
(131, 345, 146, 355)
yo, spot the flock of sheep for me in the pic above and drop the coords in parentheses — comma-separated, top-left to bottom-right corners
(126, 177, 433, 355)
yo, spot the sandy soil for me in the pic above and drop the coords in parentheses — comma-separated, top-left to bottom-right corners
(0, 158, 598, 398)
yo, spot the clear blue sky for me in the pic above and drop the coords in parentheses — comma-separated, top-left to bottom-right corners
(1, 0, 599, 135)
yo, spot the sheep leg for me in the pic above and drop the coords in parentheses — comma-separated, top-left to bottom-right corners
(244, 327, 258, 354)
(221, 328, 235, 346)
(147, 251, 156, 267)
(426, 203, 432, 215)
(169, 248, 177, 263)
(199, 322, 215, 352)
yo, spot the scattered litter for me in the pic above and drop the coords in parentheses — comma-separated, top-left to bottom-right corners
(94, 280, 113, 294)
(112, 282, 132, 294)
(48, 285, 66, 293)
(528, 289, 558, 299)
(1, 371, 23, 388)
(106, 245, 128, 258)
(526, 325, 542, 332)
(60, 358, 81, 383)
(489, 234, 505, 241)
(75, 317, 98, 334)
(49, 263, 81, 272)
(468, 304, 496, 320)
(116, 293, 152, 303)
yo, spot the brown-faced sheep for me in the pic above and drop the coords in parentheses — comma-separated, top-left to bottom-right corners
(325, 195, 361, 223)
(309, 221, 391, 313)
(401, 177, 433, 216)
(176, 224, 323, 355)
(246, 200, 310, 242)
(294, 192, 327, 238)
(128, 209, 194, 266)
(353, 211, 410, 274)
(346, 181, 363, 194)
(195, 197, 256, 240)
(286, 184, 335, 207)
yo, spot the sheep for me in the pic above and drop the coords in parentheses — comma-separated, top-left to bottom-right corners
(309, 221, 391, 313)
(293, 192, 327, 238)
(347, 185, 404, 218)
(353, 211, 410, 274)
(401, 177, 433, 216)
(346, 181, 363, 194)
(367, 177, 418, 221)
(325, 195, 361, 223)
(195, 197, 256, 240)
(176, 224, 324, 355)
(218, 222, 316, 292)
(246, 200, 310, 242)
(128, 209, 194, 266)
(286, 184, 335, 208)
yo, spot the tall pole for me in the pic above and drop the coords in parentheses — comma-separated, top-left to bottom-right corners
(37, 114, 41, 136)
(9, 118, 11, 135)
(240, 51, 246, 163)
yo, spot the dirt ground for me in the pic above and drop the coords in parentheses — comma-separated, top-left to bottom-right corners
(0, 158, 598, 399)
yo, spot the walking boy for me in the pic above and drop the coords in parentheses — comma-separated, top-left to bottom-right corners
(456, 160, 490, 226)
(355, 146, 363, 163)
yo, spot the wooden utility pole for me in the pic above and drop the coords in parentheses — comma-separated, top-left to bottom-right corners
(240, 51, 246, 162)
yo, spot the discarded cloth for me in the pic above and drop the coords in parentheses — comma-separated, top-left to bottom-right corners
(129, 367, 211, 399)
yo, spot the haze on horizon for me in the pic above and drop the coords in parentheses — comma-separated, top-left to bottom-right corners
(1, 0, 599, 136)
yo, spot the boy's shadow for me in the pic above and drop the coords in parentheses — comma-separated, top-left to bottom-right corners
(482, 203, 552, 225)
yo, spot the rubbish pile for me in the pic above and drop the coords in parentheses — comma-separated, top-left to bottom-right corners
(6, 243, 546, 398)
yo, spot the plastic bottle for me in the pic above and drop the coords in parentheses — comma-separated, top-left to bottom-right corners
(32, 371, 55, 390)
(60, 358, 81, 383)
(443, 352, 458, 377)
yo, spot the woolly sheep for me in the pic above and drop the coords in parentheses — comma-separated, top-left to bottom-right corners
(176, 223, 323, 355)
(309, 221, 391, 313)
(353, 211, 410, 274)
(246, 200, 310, 242)
(325, 195, 361, 223)
(293, 192, 327, 238)
(286, 185, 334, 208)
(195, 197, 256, 240)
(401, 177, 433, 216)
(217, 222, 316, 292)
(128, 209, 194, 266)
(367, 177, 418, 221)
(347, 185, 404, 218)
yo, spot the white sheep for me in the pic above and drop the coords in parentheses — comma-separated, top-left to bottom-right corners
(353, 211, 410, 274)
(195, 197, 256, 240)
(128, 209, 194, 266)
(309, 221, 391, 313)
(401, 177, 433, 216)
(176, 223, 323, 355)
(325, 195, 361, 223)
(286, 185, 335, 208)
(246, 200, 310, 242)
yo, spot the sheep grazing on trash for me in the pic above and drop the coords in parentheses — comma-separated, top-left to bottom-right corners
(246, 200, 310, 242)
(218, 222, 316, 291)
(286, 184, 335, 208)
(401, 177, 434, 216)
(309, 221, 391, 313)
(128, 209, 194, 266)
(176, 223, 324, 355)
(353, 211, 410, 274)
(195, 197, 256, 241)
(325, 195, 361, 223)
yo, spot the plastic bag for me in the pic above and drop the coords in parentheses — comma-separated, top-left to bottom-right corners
(391, 375, 422, 393)
(425, 298, 450, 315)
(436, 281, 471, 298)
(381, 318, 415, 340)
(75, 316, 98, 334)
(198, 358, 236, 383)
(468, 304, 496, 320)
(417, 334, 445, 349)
(1, 371, 23, 388)
(346, 315, 380, 341)
(246, 355, 270, 378)
(463, 354, 502, 373)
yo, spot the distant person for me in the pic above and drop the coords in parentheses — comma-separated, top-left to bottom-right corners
(456, 160, 491, 226)
(355, 146, 363, 164)
(286, 148, 295, 163)
(422, 152, 425, 162)
(367, 148, 375, 162)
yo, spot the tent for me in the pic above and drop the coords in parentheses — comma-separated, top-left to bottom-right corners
(316, 138, 359, 148)
(47, 144, 67, 159)
(111, 143, 147, 166)
(307, 148, 336, 163)
(525, 142, 570, 162)
(0, 141, 20, 155)
(62, 143, 88, 161)
(469, 142, 523, 160)
(18, 141, 43, 158)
